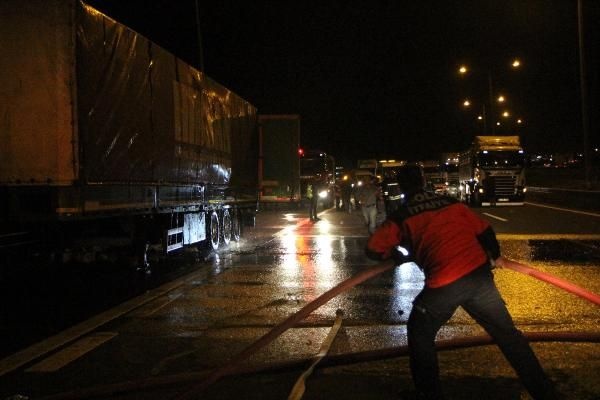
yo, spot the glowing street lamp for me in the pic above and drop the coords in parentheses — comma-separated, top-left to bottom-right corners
(456, 58, 521, 134)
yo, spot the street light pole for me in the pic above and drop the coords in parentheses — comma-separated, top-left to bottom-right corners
(578, 0, 591, 189)
(487, 71, 495, 134)
(482, 104, 488, 135)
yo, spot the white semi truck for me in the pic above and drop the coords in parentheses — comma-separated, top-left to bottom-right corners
(458, 136, 527, 206)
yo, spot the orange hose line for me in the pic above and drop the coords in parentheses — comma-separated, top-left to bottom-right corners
(174, 260, 396, 399)
(503, 259, 600, 306)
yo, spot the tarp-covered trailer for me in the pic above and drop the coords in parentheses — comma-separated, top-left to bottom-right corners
(0, 0, 259, 268)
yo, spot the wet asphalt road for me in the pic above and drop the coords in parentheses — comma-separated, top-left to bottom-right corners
(1, 203, 600, 400)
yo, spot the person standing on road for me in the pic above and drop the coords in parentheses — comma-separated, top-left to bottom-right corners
(307, 177, 321, 221)
(365, 165, 558, 400)
(355, 175, 381, 234)
(334, 183, 342, 210)
(341, 179, 353, 213)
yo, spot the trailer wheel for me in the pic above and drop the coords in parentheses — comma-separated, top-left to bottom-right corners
(222, 209, 232, 246)
(231, 209, 241, 242)
(136, 242, 152, 274)
(208, 211, 220, 250)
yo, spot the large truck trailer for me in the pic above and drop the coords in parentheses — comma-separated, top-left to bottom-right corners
(458, 136, 526, 206)
(0, 0, 259, 268)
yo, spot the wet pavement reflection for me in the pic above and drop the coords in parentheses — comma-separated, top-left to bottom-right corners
(1, 206, 600, 400)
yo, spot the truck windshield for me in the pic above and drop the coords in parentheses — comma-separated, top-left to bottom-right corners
(477, 151, 525, 168)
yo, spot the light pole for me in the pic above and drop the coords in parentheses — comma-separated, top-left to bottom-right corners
(462, 98, 487, 135)
(577, 0, 591, 189)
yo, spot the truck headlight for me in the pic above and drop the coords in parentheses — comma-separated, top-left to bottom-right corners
(318, 190, 328, 198)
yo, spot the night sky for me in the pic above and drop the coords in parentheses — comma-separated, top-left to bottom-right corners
(86, 1, 599, 167)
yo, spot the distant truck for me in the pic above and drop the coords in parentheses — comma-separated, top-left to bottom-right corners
(258, 115, 301, 203)
(440, 152, 460, 197)
(458, 136, 526, 206)
(0, 0, 259, 268)
(421, 160, 446, 194)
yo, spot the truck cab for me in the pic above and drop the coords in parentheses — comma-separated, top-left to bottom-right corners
(458, 136, 527, 206)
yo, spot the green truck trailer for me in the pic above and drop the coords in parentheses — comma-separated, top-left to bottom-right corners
(258, 115, 301, 203)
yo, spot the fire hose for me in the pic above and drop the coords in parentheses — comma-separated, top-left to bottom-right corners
(174, 256, 600, 399)
(173, 259, 398, 399)
(33, 258, 600, 400)
(501, 259, 600, 306)
(287, 309, 344, 400)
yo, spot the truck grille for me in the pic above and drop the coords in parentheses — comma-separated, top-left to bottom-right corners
(491, 175, 516, 196)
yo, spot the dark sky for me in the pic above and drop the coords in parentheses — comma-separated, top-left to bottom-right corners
(87, 0, 599, 167)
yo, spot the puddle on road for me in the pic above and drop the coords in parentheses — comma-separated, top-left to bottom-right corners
(501, 240, 600, 263)
(529, 240, 600, 262)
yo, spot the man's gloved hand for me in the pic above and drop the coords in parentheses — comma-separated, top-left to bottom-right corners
(492, 255, 507, 269)
(391, 245, 410, 265)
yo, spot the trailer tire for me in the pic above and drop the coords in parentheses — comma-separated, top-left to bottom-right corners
(136, 242, 152, 274)
(208, 211, 220, 251)
(231, 208, 242, 242)
(222, 209, 232, 246)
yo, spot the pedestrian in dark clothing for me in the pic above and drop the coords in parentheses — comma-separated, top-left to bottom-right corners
(365, 165, 558, 400)
(334, 183, 342, 210)
(341, 180, 353, 213)
(307, 178, 321, 221)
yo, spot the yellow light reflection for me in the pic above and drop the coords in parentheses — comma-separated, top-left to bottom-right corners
(314, 234, 336, 287)
(279, 227, 301, 280)
(316, 219, 332, 234)
(274, 219, 341, 301)
(283, 213, 297, 222)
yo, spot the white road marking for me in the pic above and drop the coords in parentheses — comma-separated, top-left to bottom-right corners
(26, 332, 117, 373)
(136, 294, 182, 317)
(482, 212, 508, 222)
(0, 269, 202, 377)
(526, 202, 600, 218)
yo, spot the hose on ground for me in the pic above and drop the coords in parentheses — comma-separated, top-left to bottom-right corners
(502, 259, 600, 306)
(33, 258, 600, 399)
(36, 331, 600, 400)
(174, 260, 397, 399)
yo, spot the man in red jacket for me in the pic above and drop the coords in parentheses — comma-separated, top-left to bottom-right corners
(366, 165, 557, 400)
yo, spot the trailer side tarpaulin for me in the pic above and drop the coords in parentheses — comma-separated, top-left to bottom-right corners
(0, 0, 77, 184)
(0, 0, 258, 195)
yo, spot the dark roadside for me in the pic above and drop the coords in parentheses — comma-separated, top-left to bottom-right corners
(526, 167, 600, 212)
